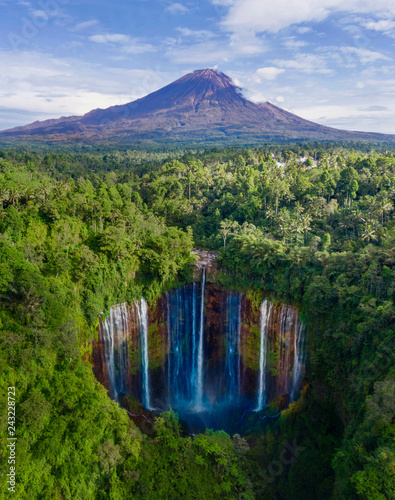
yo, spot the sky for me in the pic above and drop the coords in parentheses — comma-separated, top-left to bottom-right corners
(0, 0, 395, 133)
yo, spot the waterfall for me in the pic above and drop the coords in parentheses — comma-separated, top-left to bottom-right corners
(166, 291, 171, 404)
(166, 284, 199, 405)
(255, 300, 272, 412)
(136, 298, 151, 410)
(224, 291, 242, 400)
(195, 268, 206, 408)
(101, 309, 116, 400)
(238, 294, 242, 393)
(277, 305, 292, 397)
(291, 321, 305, 401)
(100, 304, 131, 401)
(96, 288, 306, 429)
(191, 282, 197, 399)
(275, 305, 306, 400)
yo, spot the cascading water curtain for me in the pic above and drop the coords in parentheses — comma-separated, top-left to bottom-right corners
(99, 293, 305, 416)
(224, 291, 242, 401)
(291, 320, 306, 401)
(166, 271, 205, 408)
(255, 300, 272, 412)
(100, 300, 152, 409)
(166, 284, 199, 404)
(276, 304, 306, 400)
(100, 303, 131, 401)
(195, 268, 206, 408)
(277, 304, 293, 397)
(255, 300, 306, 411)
(136, 298, 151, 410)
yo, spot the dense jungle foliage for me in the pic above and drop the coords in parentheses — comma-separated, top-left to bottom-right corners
(0, 144, 394, 499)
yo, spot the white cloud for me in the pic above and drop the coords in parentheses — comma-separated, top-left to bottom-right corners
(359, 105, 388, 111)
(229, 31, 265, 55)
(254, 67, 285, 81)
(167, 41, 230, 64)
(211, 0, 237, 5)
(74, 20, 98, 31)
(362, 18, 395, 37)
(30, 9, 47, 20)
(245, 90, 268, 102)
(282, 37, 308, 50)
(356, 77, 395, 94)
(89, 34, 156, 54)
(167, 31, 264, 64)
(294, 104, 360, 121)
(292, 102, 395, 132)
(214, 0, 395, 33)
(363, 19, 395, 31)
(340, 46, 390, 63)
(227, 66, 395, 132)
(273, 54, 333, 74)
(166, 3, 190, 15)
(0, 50, 175, 130)
(297, 27, 312, 34)
(90, 34, 130, 44)
(176, 27, 216, 40)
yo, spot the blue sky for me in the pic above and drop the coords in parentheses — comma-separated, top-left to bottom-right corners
(1, 0, 395, 133)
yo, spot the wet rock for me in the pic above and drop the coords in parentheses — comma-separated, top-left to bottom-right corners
(192, 249, 218, 281)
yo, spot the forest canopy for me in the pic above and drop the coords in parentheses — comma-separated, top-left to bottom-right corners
(0, 144, 394, 499)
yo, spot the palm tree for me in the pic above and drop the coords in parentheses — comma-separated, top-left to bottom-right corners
(54, 181, 71, 199)
(22, 187, 35, 205)
(38, 182, 53, 204)
(300, 215, 312, 244)
(0, 187, 9, 209)
(376, 197, 393, 224)
(338, 211, 352, 237)
(8, 188, 21, 206)
(361, 224, 378, 243)
(294, 201, 304, 217)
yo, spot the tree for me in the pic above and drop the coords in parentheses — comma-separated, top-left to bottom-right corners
(100, 226, 129, 260)
(338, 166, 359, 205)
(317, 169, 337, 201)
(52, 218, 82, 260)
(26, 220, 47, 252)
(269, 177, 290, 214)
(0, 185, 9, 209)
(375, 196, 393, 225)
(97, 439, 122, 475)
(361, 223, 378, 243)
(20, 391, 51, 431)
(219, 220, 239, 250)
(322, 233, 331, 251)
(305, 157, 314, 167)
(300, 215, 312, 244)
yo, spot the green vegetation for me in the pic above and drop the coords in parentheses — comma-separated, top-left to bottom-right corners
(0, 145, 394, 498)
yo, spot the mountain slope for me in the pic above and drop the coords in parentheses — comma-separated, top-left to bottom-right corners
(1, 68, 394, 143)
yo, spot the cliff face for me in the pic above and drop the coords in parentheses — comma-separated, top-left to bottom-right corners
(91, 284, 305, 420)
(192, 250, 218, 281)
(91, 304, 144, 401)
(203, 285, 301, 403)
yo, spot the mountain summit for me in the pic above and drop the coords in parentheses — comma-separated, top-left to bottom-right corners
(1, 68, 394, 143)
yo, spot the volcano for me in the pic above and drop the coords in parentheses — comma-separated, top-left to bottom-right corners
(1, 68, 394, 143)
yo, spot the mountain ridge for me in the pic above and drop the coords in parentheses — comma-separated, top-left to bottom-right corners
(2, 68, 394, 143)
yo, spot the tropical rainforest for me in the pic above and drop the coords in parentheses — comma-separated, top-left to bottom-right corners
(0, 143, 394, 499)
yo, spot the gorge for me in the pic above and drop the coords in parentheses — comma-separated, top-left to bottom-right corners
(92, 272, 306, 432)
(4, 145, 394, 498)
